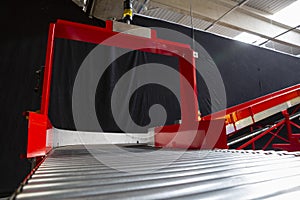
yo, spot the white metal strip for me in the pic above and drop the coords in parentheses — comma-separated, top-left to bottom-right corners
(52, 128, 151, 147)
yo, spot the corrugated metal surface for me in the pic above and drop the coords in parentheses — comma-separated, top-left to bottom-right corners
(265, 41, 300, 55)
(142, 8, 241, 38)
(142, 8, 185, 23)
(142, 9, 211, 31)
(133, 0, 148, 13)
(232, 0, 297, 14)
(72, 0, 84, 7)
(72, 0, 300, 56)
(92, 0, 123, 20)
(208, 24, 242, 38)
(13, 145, 300, 199)
(177, 16, 212, 30)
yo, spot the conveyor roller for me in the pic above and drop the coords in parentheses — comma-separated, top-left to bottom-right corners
(12, 145, 300, 199)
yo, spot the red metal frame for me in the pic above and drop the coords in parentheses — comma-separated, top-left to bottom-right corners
(27, 20, 300, 155)
(26, 20, 199, 157)
(202, 84, 300, 134)
(235, 107, 300, 151)
(40, 24, 56, 116)
(205, 84, 300, 151)
(26, 112, 48, 158)
(156, 83, 300, 150)
(46, 19, 198, 122)
(154, 119, 228, 149)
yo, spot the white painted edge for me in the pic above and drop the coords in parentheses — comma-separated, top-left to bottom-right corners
(51, 128, 152, 148)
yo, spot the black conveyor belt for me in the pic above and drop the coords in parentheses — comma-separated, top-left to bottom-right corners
(13, 145, 300, 199)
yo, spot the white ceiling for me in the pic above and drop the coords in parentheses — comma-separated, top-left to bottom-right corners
(73, 0, 300, 57)
(232, 0, 297, 14)
(136, 0, 300, 57)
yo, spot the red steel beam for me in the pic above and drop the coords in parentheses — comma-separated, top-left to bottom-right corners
(40, 19, 198, 123)
(26, 112, 48, 158)
(40, 23, 56, 116)
(236, 120, 285, 150)
(54, 20, 192, 57)
(203, 84, 300, 133)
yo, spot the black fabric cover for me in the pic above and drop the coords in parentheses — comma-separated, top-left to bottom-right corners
(0, 0, 103, 196)
(49, 39, 180, 132)
(132, 16, 300, 116)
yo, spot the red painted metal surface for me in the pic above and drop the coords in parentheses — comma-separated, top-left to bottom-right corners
(28, 23, 55, 158)
(27, 112, 48, 158)
(40, 19, 198, 123)
(236, 120, 285, 150)
(235, 107, 300, 151)
(156, 83, 300, 150)
(41, 24, 56, 116)
(217, 84, 300, 118)
(179, 56, 198, 122)
(202, 84, 300, 134)
(155, 119, 228, 149)
(54, 20, 192, 56)
(272, 110, 300, 151)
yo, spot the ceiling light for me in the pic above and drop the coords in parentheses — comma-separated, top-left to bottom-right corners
(270, 0, 300, 27)
(234, 32, 262, 44)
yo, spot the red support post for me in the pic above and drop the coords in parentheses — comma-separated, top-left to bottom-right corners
(202, 84, 300, 137)
(179, 55, 198, 123)
(237, 120, 285, 150)
(262, 131, 279, 150)
(290, 121, 300, 129)
(105, 20, 113, 31)
(282, 110, 293, 140)
(272, 110, 300, 151)
(41, 24, 56, 116)
(26, 112, 48, 158)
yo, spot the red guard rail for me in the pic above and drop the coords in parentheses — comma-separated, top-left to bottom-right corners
(154, 84, 300, 150)
(202, 84, 300, 135)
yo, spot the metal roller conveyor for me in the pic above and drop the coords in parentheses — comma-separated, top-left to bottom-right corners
(12, 145, 300, 199)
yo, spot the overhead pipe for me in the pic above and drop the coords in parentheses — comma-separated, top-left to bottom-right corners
(137, 0, 150, 14)
(204, 0, 250, 31)
(259, 24, 300, 46)
(84, 0, 95, 17)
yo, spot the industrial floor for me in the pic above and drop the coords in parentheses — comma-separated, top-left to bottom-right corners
(13, 145, 300, 199)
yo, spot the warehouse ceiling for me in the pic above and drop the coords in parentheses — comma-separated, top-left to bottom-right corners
(73, 0, 300, 57)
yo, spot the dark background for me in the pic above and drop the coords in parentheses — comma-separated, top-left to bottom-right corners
(49, 40, 181, 132)
(1, 0, 300, 196)
(133, 16, 300, 115)
(0, 0, 103, 196)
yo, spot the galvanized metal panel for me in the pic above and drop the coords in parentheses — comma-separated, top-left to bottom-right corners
(14, 145, 300, 199)
(208, 24, 242, 38)
(140, 9, 241, 39)
(142, 8, 185, 23)
(177, 16, 212, 30)
(233, 0, 297, 14)
(72, 0, 85, 7)
(265, 40, 300, 55)
(92, 0, 123, 20)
